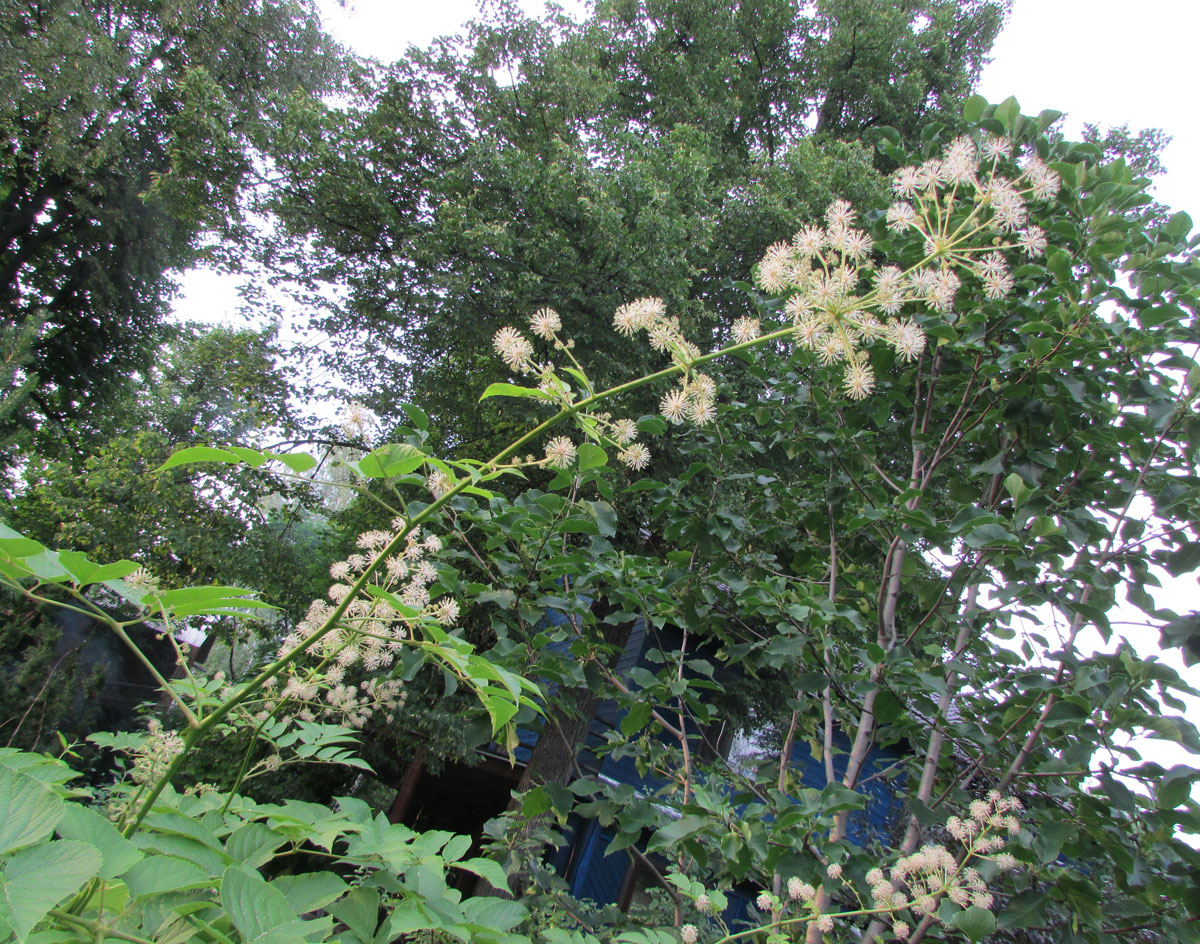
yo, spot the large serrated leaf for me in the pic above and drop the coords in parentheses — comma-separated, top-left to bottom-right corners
(272, 871, 348, 914)
(461, 896, 527, 932)
(354, 443, 426, 478)
(123, 855, 212, 898)
(224, 822, 286, 870)
(221, 864, 308, 942)
(0, 840, 102, 942)
(328, 886, 380, 942)
(55, 805, 142, 879)
(0, 765, 64, 855)
(455, 857, 511, 894)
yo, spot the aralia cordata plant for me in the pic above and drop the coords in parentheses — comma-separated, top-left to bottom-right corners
(0, 95, 1197, 943)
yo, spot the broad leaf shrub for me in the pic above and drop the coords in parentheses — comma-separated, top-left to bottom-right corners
(1, 98, 1198, 943)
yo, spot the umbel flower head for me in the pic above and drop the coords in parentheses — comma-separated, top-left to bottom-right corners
(863, 792, 1022, 927)
(489, 307, 653, 472)
(755, 134, 1057, 398)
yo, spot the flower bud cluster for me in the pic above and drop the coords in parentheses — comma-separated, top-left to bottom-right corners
(756, 134, 1058, 399)
(129, 718, 183, 786)
(868, 792, 1022, 924)
(678, 794, 1023, 944)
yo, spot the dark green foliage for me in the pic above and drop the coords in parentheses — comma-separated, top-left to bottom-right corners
(3, 325, 326, 625)
(0, 0, 338, 441)
(0, 593, 103, 753)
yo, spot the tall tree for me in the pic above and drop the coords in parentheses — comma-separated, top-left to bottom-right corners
(5, 324, 323, 616)
(258, 0, 1007, 456)
(0, 0, 338, 443)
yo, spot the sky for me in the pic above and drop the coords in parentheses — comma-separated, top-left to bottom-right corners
(319, 0, 1200, 217)
(174, 1, 1200, 765)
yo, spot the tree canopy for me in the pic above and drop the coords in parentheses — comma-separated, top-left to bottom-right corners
(0, 0, 337, 442)
(257, 0, 1008, 455)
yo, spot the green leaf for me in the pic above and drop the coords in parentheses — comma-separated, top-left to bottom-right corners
(356, 443, 426, 478)
(994, 96, 1019, 133)
(1046, 248, 1072, 284)
(620, 702, 653, 736)
(221, 864, 308, 943)
(576, 442, 608, 472)
(156, 445, 239, 471)
(146, 585, 276, 619)
(0, 840, 102, 942)
(1003, 472, 1031, 507)
(963, 523, 1017, 549)
(55, 805, 142, 879)
(1156, 771, 1193, 809)
(647, 815, 710, 853)
(48, 550, 139, 588)
(1036, 108, 1064, 131)
(461, 896, 527, 931)
(271, 451, 317, 473)
(123, 855, 212, 897)
(0, 536, 47, 558)
(998, 890, 1048, 930)
(952, 906, 996, 942)
(400, 403, 430, 430)
(962, 94, 987, 123)
(1033, 820, 1073, 864)
(872, 690, 903, 724)
(479, 382, 549, 402)
(586, 500, 617, 538)
(1145, 715, 1200, 754)
(328, 887, 379, 943)
(225, 446, 270, 468)
(483, 692, 520, 733)
(272, 871, 348, 914)
(455, 857, 512, 894)
(0, 764, 64, 855)
(224, 822, 286, 870)
(636, 415, 668, 435)
(1165, 211, 1193, 238)
(521, 787, 552, 818)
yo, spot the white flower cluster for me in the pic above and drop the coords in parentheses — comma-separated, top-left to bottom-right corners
(610, 296, 722, 430)
(269, 520, 461, 728)
(756, 134, 1058, 399)
(339, 401, 378, 442)
(687, 793, 1023, 944)
(867, 792, 1022, 927)
(492, 306, 653, 472)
